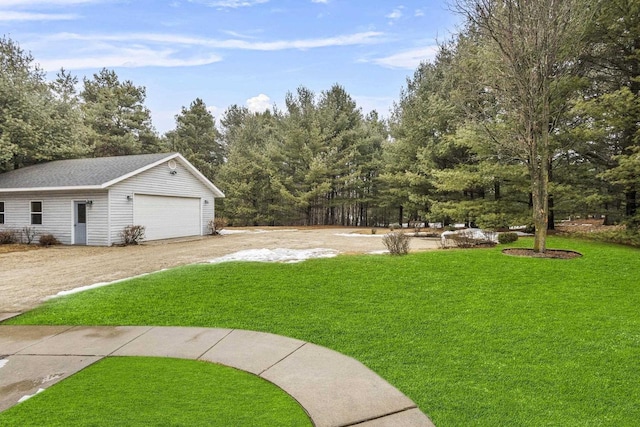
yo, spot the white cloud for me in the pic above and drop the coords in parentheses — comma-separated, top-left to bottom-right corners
(36, 46, 222, 71)
(415, 9, 424, 17)
(219, 29, 257, 39)
(311, 0, 328, 3)
(43, 31, 384, 51)
(190, 0, 268, 8)
(386, 7, 403, 20)
(246, 94, 271, 113)
(24, 30, 384, 71)
(0, 11, 77, 20)
(372, 45, 439, 70)
(0, 0, 98, 5)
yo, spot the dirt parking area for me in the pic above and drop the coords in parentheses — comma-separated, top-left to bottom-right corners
(0, 227, 439, 312)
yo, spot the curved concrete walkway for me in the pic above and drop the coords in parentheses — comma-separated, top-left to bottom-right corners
(0, 325, 435, 426)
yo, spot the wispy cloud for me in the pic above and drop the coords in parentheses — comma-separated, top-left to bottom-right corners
(386, 7, 403, 20)
(311, 0, 329, 3)
(0, 0, 99, 6)
(45, 31, 384, 51)
(0, 11, 78, 21)
(27, 30, 385, 71)
(370, 45, 438, 69)
(36, 46, 222, 71)
(219, 29, 258, 39)
(189, 0, 268, 8)
(386, 10, 402, 19)
(0, 0, 100, 21)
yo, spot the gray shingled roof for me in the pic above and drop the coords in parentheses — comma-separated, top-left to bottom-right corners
(0, 153, 176, 190)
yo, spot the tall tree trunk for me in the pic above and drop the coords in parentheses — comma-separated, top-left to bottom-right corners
(532, 122, 550, 253)
(548, 160, 555, 230)
(532, 167, 549, 252)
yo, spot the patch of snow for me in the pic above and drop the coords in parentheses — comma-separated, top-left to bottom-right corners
(369, 249, 389, 254)
(209, 248, 338, 264)
(18, 388, 45, 403)
(53, 281, 121, 297)
(441, 228, 499, 243)
(48, 270, 168, 299)
(335, 233, 384, 238)
(218, 229, 250, 235)
(0, 359, 8, 369)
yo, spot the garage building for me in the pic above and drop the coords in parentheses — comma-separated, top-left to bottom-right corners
(0, 153, 225, 245)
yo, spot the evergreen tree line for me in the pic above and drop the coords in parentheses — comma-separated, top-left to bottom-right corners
(1, 0, 638, 234)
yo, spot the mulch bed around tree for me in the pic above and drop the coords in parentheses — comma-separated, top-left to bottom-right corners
(502, 248, 583, 259)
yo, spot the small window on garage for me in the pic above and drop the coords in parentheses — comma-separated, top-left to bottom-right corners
(30, 201, 42, 225)
(0, 201, 4, 224)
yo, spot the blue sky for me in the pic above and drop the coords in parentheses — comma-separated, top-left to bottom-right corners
(0, 0, 461, 133)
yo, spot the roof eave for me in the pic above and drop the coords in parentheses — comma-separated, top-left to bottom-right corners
(0, 185, 105, 193)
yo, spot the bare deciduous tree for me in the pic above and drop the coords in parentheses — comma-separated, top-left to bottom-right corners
(452, 0, 594, 252)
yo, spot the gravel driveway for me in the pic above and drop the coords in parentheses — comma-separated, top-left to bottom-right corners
(1, 227, 439, 312)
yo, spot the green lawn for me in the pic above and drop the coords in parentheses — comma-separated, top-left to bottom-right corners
(0, 357, 311, 426)
(5, 236, 640, 426)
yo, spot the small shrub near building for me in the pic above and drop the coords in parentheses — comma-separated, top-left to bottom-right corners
(39, 234, 61, 247)
(22, 227, 37, 244)
(121, 225, 145, 245)
(498, 232, 519, 244)
(208, 217, 227, 235)
(0, 229, 19, 244)
(383, 231, 410, 255)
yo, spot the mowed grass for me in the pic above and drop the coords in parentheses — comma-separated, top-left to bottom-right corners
(6, 237, 640, 426)
(0, 357, 311, 426)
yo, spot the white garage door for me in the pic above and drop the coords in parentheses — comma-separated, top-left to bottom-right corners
(134, 194, 201, 240)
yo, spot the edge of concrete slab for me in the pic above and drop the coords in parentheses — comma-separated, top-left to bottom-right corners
(0, 313, 22, 323)
(0, 325, 435, 426)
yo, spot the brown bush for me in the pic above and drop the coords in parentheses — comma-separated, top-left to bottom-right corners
(39, 234, 61, 247)
(208, 217, 227, 235)
(0, 229, 19, 244)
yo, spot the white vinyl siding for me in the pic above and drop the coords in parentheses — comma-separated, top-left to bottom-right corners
(0, 191, 108, 245)
(109, 159, 216, 243)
